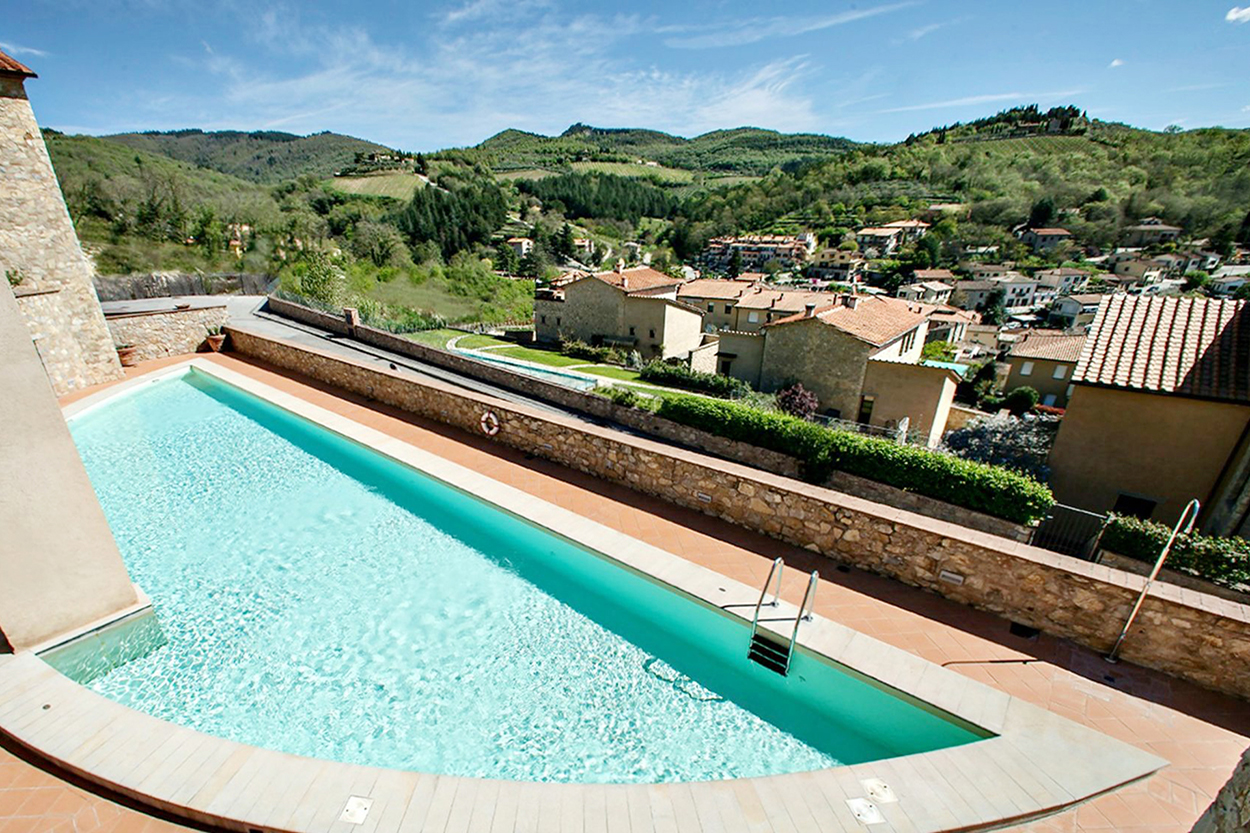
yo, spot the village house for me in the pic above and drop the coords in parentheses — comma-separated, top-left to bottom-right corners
(855, 226, 904, 257)
(1123, 217, 1182, 247)
(506, 237, 534, 257)
(1048, 295, 1250, 533)
(1004, 332, 1086, 408)
(994, 274, 1039, 310)
(725, 286, 830, 333)
(808, 248, 867, 283)
(718, 294, 958, 446)
(532, 265, 704, 360)
(1111, 257, 1166, 285)
(881, 218, 930, 243)
(674, 278, 759, 331)
(1048, 293, 1106, 329)
(963, 262, 1014, 280)
(700, 234, 817, 272)
(925, 306, 976, 345)
(1033, 267, 1091, 299)
(950, 280, 1001, 311)
(897, 280, 953, 305)
(1019, 227, 1074, 252)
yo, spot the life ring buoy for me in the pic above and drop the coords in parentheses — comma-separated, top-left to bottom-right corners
(480, 411, 500, 436)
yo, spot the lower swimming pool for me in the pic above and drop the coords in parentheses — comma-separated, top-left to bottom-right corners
(61, 367, 986, 783)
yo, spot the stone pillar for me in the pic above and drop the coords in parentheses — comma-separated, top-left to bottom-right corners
(1191, 746, 1250, 833)
(0, 52, 122, 395)
(0, 281, 138, 650)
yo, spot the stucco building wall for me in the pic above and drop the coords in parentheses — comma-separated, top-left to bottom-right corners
(1049, 385, 1250, 525)
(0, 284, 137, 650)
(862, 360, 957, 446)
(0, 75, 121, 395)
(717, 330, 765, 386)
(1006, 356, 1074, 407)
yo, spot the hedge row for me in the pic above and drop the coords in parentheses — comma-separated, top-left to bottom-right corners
(1101, 514, 1250, 590)
(638, 361, 749, 398)
(655, 396, 1054, 524)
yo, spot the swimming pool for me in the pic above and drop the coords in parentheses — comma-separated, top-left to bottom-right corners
(458, 348, 600, 390)
(60, 367, 986, 784)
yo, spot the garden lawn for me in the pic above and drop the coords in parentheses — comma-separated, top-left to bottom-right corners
(489, 346, 590, 367)
(456, 334, 512, 349)
(404, 328, 466, 349)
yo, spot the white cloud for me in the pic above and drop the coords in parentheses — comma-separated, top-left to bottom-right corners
(0, 41, 49, 58)
(1242, 104, 1250, 112)
(441, 0, 552, 25)
(664, 2, 916, 49)
(1226, 6, 1250, 23)
(879, 89, 1087, 114)
(1108, 58, 1125, 68)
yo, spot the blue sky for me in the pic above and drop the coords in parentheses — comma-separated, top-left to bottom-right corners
(4, 1, 1249, 151)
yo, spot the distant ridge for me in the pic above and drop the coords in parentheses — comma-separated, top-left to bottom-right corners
(101, 129, 392, 184)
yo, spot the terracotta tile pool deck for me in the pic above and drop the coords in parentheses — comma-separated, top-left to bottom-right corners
(3, 352, 1246, 833)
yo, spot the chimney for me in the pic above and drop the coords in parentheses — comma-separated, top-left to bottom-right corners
(615, 259, 625, 273)
(841, 294, 859, 309)
(621, 275, 629, 290)
(805, 303, 817, 317)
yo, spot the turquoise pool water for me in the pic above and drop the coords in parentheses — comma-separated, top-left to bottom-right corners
(62, 369, 985, 783)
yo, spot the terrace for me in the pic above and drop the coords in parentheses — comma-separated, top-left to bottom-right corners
(2, 343, 1248, 832)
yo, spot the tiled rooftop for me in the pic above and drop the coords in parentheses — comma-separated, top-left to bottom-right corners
(3, 353, 1247, 833)
(675, 278, 759, 300)
(1010, 332, 1087, 363)
(0, 48, 36, 78)
(767, 295, 928, 346)
(1075, 295, 1250, 402)
(590, 266, 681, 293)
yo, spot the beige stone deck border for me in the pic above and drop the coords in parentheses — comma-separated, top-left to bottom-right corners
(0, 359, 1165, 833)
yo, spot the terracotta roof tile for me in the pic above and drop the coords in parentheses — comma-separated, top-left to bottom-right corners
(913, 269, 955, 281)
(767, 295, 928, 347)
(676, 279, 759, 301)
(0, 49, 36, 78)
(1029, 228, 1072, 236)
(1074, 295, 1250, 403)
(1010, 333, 1086, 363)
(591, 266, 681, 293)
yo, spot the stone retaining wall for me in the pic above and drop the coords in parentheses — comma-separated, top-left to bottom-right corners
(106, 306, 228, 362)
(226, 325, 1250, 701)
(1191, 746, 1250, 832)
(94, 272, 272, 301)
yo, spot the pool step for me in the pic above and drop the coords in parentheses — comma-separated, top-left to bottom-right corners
(747, 633, 791, 675)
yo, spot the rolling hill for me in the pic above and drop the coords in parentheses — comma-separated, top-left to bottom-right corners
(100, 129, 393, 183)
(442, 123, 857, 177)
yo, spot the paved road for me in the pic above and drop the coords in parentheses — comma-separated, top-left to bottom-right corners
(222, 296, 620, 426)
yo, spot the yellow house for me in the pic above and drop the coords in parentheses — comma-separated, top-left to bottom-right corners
(1005, 332, 1086, 408)
(1048, 295, 1250, 532)
(675, 278, 759, 331)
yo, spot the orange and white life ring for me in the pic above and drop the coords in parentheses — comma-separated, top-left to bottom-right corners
(480, 410, 500, 436)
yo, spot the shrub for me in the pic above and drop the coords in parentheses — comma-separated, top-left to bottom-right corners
(942, 413, 1059, 481)
(1004, 386, 1039, 416)
(655, 396, 1054, 524)
(1101, 514, 1250, 590)
(776, 383, 819, 419)
(599, 386, 641, 408)
(638, 361, 750, 398)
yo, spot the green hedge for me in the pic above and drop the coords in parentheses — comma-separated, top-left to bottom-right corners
(1101, 514, 1250, 589)
(638, 361, 750, 398)
(655, 396, 1054, 524)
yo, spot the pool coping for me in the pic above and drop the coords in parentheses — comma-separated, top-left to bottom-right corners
(0, 357, 1168, 833)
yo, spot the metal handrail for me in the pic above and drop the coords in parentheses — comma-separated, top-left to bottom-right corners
(1106, 499, 1200, 663)
(749, 558, 784, 640)
(783, 570, 819, 673)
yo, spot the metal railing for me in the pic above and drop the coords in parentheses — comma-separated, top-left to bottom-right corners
(748, 558, 784, 641)
(783, 570, 819, 674)
(1029, 504, 1110, 560)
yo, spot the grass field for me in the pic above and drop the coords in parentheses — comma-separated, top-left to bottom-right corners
(367, 280, 481, 320)
(568, 161, 694, 183)
(494, 168, 554, 181)
(404, 328, 466, 349)
(488, 345, 590, 367)
(456, 334, 512, 349)
(325, 172, 426, 200)
(580, 365, 641, 382)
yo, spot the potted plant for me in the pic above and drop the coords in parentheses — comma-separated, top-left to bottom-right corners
(204, 325, 226, 352)
(115, 343, 138, 367)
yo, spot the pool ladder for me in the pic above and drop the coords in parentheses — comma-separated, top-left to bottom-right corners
(746, 558, 818, 676)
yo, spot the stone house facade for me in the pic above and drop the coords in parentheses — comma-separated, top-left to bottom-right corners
(0, 51, 122, 395)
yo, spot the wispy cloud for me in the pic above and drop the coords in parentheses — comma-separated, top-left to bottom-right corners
(441, 0, 552, 25)
(1226, 6, 1250, 23)
(879, 89, 1087, 114)
(664, 2, 916, 49)
(1242, 104, 1250, 112)
(1108, 58, 1125, 68)
(894, 17, 965, 44)
(0, 40, 49, 57)
(1165, 81, 1229, 92)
